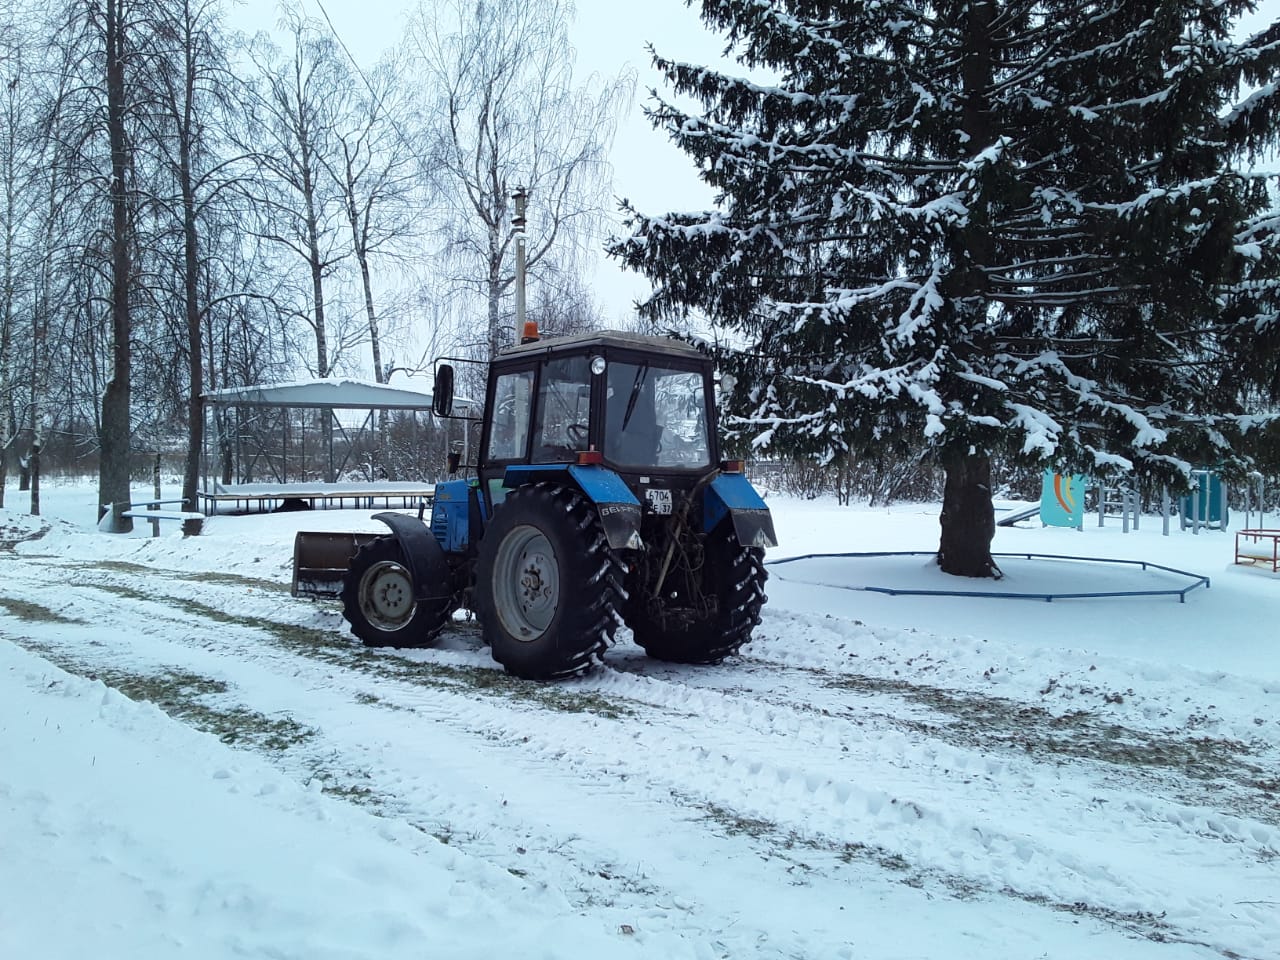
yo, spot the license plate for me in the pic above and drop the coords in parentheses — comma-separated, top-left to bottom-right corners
(645, 488, 672, 514)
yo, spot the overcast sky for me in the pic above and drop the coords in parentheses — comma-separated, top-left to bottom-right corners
(230, 0, 1280, 325)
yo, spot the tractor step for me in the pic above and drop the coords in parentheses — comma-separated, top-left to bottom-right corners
(291, 530, 381, 598)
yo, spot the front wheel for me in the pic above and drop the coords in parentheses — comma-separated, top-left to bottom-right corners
(340, 535, 453, 648)
(474, 483, 622, 680)
(629, 524, 767, 664)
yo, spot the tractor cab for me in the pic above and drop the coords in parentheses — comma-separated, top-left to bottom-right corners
(471, 330, 719, 517)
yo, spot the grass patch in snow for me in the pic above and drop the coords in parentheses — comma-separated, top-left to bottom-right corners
(0, 594, 84, 624)
(67, 577, 634, 719)
(177, 570, 291, 593)
(696, 793, 1196, 946)
(89, 665, 314, 752)
(94, 560, 156, 575)
(210, 607, 635, 720)
(702, 802, 778, 841)
(82, 560, 288, 593)
(8, 636, 315, 754)
(829, 674, 1265, 774)
(839, 841, 915, 876)
(353, 690, 412, 711)
(309, 767, 383, 807)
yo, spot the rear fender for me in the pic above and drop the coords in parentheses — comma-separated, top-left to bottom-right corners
(371, 511, 450, 601)
(703, 473, 777, 549)
(502, 463, 642, 551)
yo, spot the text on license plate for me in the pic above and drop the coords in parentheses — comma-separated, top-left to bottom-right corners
(645, 488, 673, 514)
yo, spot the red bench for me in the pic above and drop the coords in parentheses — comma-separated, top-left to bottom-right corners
(1235, 529, 1280, 573)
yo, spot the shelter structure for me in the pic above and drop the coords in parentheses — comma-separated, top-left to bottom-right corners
(199, 378, 471, 515)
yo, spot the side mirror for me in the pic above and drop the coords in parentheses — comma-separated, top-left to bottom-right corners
(446, 450, 461, 474)
(433, 364, 455, 417)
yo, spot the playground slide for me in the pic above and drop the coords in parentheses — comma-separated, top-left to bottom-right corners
(996, 506, 1041, 527)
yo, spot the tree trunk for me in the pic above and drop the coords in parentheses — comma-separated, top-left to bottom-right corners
(0, 85, 12, 511)
(308, 235, 327, 377)
(352, 225, 392, 477)
(934, 2, 998, 578)
(29, 440, 39, 517)
(178, 26, 203, 537)
(98, 0, 133, 533)
(181, 207, 203, 531)
(487, 264, 502, 360)
(937, 452, 998, 578)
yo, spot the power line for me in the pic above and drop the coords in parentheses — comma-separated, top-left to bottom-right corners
(306, 0, 379, 99)
(304, 0, 426, 166)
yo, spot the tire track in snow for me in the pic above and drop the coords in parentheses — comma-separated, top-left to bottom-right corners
(2, 555, 1276, 959)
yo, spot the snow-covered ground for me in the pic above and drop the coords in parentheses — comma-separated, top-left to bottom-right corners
(1, 480, 1277, 960)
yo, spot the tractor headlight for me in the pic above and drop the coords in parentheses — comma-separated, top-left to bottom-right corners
(590, 355, 606, 376)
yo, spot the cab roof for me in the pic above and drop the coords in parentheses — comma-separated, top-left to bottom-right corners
(498, 329, 706, 361)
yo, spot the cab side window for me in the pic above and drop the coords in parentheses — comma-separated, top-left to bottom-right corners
(486, 369, 534, 461)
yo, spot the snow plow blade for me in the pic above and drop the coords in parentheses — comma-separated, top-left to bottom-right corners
(290, 530, 381, 599)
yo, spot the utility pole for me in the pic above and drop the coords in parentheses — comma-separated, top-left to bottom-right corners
(512, 186, 527, 345)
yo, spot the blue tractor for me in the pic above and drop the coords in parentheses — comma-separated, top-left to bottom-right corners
(301, 329, 775, 681)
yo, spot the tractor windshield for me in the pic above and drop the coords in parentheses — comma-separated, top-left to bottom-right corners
(604, 360, 711, 469)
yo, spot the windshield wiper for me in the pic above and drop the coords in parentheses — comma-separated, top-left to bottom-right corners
(621, 363, 649, 430)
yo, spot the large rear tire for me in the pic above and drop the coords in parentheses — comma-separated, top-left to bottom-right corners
(474, 483, 622, 680)
(629, 524, 767, 664)
(340, 535, 453, 648)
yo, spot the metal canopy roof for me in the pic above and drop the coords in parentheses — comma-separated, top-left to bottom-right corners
(202, 378, 445, 411)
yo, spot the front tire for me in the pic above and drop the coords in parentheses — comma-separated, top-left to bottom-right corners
(474, 483, 622, 680)
(629, 524, 767, 664)
(340, 536, 452, 648)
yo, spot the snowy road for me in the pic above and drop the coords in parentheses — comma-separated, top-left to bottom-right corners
(2, 499, 1278, 959)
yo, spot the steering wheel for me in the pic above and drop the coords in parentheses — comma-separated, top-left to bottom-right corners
(565, 423, 589, 446)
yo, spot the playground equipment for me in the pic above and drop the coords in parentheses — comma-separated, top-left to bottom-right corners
(1235, 529, 1280, 572)
(1041, 471, 1087, 528)
(1011, 472, 1143, 532)
(1242, 472, 1267, 530)
(1096, 483, 1142, 532)
(1179, 469, 1228, 533)
(1016, 469, 1238, 536)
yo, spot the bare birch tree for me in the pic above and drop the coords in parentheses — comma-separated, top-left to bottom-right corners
(243, 13, 350, 378)
(326, 61, 421, 385)
(0, 20, 23, 507)
(403, 0, 633, 359)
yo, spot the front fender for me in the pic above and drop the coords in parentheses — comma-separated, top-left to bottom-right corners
(371, 511, 450, 600)
(703, 473, 777, 549)
(501, 464, 642, 551)
(566, 464, 643, 550)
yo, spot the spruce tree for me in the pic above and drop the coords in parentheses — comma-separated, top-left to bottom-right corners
(612, 0, 1280, 576)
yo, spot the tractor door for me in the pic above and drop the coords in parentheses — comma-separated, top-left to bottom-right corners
(478, 352, 594, 518)
(530, 354, 592, 462)
(479, 363, 535, 516)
